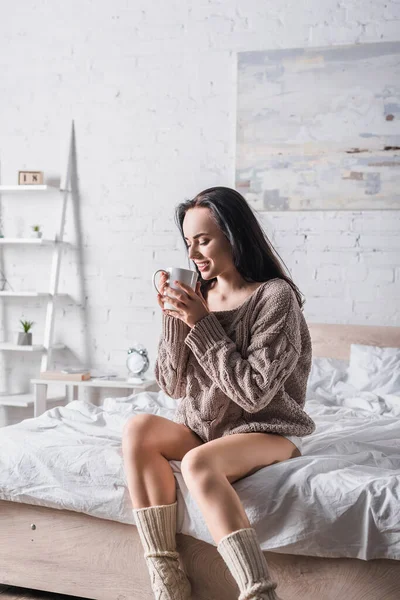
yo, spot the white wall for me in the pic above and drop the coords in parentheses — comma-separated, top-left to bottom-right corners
(0, 1, 399, 412)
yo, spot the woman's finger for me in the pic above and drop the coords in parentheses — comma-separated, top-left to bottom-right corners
(165, 295, 187, 315)
(173, 281, 194, 298)
(158, 271, 168, 294)
(165, 295, 177, 306)
(157, 293, 166, 309)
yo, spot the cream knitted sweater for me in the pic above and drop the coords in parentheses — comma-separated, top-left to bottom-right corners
(154, 277, 316, 442)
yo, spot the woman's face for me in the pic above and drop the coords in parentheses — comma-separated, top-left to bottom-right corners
(182, 207, 233, 280)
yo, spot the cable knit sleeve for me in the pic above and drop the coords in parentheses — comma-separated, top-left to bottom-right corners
(183, 282, 301, 413)
(154, 314, 191, 399)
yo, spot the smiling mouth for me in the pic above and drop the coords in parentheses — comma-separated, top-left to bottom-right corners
(196, 261, 210, 271)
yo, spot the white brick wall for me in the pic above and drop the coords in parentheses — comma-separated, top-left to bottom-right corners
(0, 1, 399, 415)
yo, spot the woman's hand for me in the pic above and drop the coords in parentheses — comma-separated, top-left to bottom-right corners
(156, 271, 169, 311)
(161, 278, 210, 329)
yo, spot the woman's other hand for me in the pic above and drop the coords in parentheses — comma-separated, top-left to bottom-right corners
(156, 271, 169, 312)
(162, 279, 210, 328)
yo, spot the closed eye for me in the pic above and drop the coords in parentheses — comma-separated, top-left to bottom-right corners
(186, 241, 208, 248)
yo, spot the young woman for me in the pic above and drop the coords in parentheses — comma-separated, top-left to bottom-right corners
(122, 186, 316, 600)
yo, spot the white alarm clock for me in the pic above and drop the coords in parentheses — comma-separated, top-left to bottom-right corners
(126, 343, 150, 383)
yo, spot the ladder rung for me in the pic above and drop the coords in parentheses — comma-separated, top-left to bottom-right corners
(0, 185, 60, 191)
(0, 292, 69, 297)
(0, 343, 66, 351)
(0, 238, 69, 245)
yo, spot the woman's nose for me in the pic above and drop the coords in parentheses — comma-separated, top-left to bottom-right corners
(188, 249, 200, 261)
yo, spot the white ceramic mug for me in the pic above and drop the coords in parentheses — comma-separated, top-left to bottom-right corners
(153, 267, 198, 311)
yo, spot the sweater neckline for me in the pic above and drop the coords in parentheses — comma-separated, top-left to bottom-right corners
(210, 278, 279, 316)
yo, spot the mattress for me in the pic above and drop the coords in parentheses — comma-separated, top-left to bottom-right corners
(0, 365, 399, 562)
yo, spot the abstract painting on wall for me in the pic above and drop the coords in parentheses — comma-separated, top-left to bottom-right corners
(236, 41, 400, 211)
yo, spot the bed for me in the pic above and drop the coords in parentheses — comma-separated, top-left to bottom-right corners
(0, 322, 400, 600)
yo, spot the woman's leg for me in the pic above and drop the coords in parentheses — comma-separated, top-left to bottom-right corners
(122, 414, 204, 600)
(122, 413, 204, 507)
(179, 433, 297, 600)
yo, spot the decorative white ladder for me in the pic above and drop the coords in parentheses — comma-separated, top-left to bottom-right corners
(0, 121, 75, 410)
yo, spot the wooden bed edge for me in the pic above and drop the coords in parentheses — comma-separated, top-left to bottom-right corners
(1, 499, 399, 600)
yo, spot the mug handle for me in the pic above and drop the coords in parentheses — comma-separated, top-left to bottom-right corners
(152, 269, 168, 295)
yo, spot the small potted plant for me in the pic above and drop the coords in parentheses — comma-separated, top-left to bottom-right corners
(31, 224, 42, 238)
(18, 319, 35, 345)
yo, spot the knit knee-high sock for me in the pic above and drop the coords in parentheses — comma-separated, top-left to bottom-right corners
(217, 528, 282, 600)
(132, 501, 191, 600)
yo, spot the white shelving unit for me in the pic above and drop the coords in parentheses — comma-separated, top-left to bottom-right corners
(0, 342, 66, 351)
(0, 237, 70, 245)
(0, 185, 53, 191)
(0, 292, 69, 297)
(0, 126, 75, 410)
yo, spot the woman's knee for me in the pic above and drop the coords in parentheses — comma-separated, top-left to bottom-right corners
(181, 447, 212, 480)
(122, 414, 158, 451)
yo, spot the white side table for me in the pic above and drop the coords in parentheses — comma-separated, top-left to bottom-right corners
(31, 377, 159, 417)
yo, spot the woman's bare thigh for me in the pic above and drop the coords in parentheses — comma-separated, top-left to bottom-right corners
(122, 414, 204, 462)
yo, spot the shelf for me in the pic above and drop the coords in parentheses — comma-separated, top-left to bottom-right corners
(0, 185, 60, 191)
(0, 292, 69, 297)
(0, 238, 69, 246)
(0, 343, 66, 351)
(0, 392, 65, 408)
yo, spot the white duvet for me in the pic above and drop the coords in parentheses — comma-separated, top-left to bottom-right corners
(0, 360, 399, 562)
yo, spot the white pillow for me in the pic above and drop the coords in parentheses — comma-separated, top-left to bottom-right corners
(346, 344, 400, 394)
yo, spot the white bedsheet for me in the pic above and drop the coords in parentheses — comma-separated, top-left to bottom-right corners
(0, 379, 399, 561)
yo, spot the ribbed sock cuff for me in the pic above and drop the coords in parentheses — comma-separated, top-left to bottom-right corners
(217, 527, 279, 600)
(132, 501, 177, 555)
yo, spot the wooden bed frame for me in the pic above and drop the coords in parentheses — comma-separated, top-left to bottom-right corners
(1, 322, 400, 600)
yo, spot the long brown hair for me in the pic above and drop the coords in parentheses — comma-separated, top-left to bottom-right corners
(174, 186, 306, 310)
